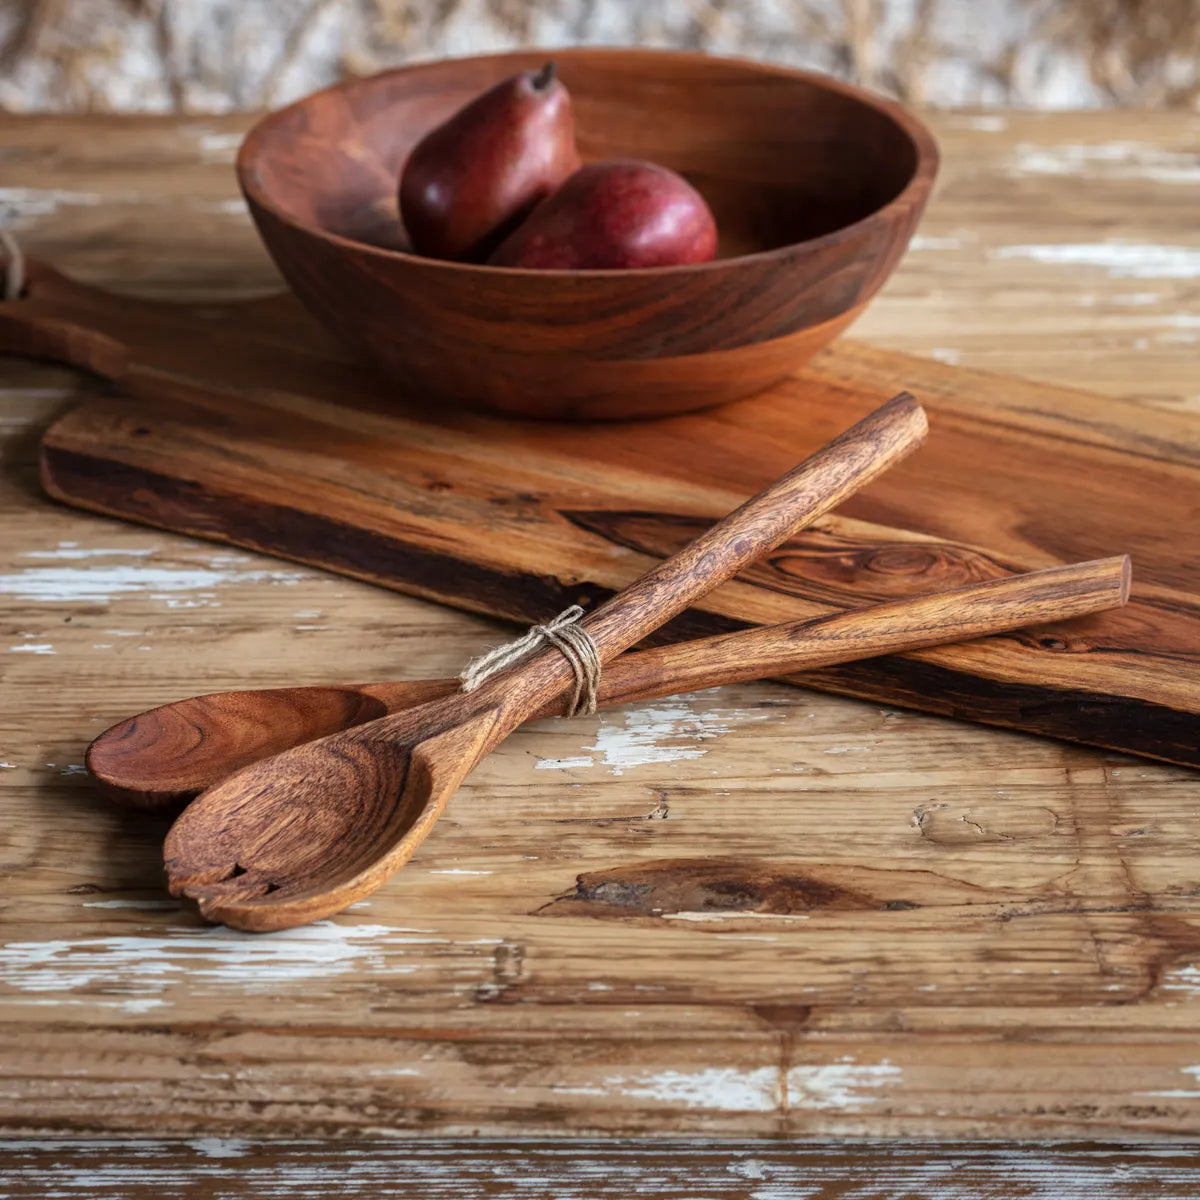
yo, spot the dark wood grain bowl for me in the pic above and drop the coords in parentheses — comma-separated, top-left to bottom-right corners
(238, 48, 938, 420)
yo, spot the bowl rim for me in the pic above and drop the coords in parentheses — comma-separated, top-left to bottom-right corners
(237, 45, 940, 280)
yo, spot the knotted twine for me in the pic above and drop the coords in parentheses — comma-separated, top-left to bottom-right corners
(1, 230, 24, 301)
(459, 605, 601, 718)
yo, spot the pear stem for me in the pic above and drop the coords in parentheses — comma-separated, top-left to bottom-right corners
(532, 61, 556, 91)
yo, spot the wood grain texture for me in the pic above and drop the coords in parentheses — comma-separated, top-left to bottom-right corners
(237, 49, 937, 418)
(90, 557, 1130, 809)
(2, 111, 1200, 1147)
(4, 260, 1192, 764)
(3, 1139, 1200, 1198)
(160, 396, 928, 930)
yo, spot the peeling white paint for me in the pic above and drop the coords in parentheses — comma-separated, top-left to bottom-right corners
(560, 1060, 898, 1112)
(190, 1136, 250, 1158)
(6, 1140, 1200, 1195)
(0, 922, 488, 1010)
(0, 186, 105, 222)
(1160, 963, 1200, 998)
(5, 550, 309, 604)
(429, 868, 492, 876)
(535, 755, 593, 771)
(927, 347, 962, 365)
(1138, 1063, 1200, 1100)
(562, 1067, 780, 1111)
(81, 899, 182, 910)
(824, 745, 869, 755)
(9, 643, 54, 654)
(788, 1058, 902, 1111)
(992, 241, 1200, 280)
(536, 697, 769, 777)
(728, 1157, 768, 1180)
(1009, 141, 1200, 185)
(119, 997, 168, 1014)
(22, 546, 157, 560)
(1149, 313, 1200, 345)
(1, 180, 253, 226)
(592, 702, 717, 772)
(623, 1067, 778, 1110)
(1154, 313, 1200, 328)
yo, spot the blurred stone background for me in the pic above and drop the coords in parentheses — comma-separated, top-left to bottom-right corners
(1, 0, 1197, 113)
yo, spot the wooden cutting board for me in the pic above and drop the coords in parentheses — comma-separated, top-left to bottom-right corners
(8, 260, 1199, 766)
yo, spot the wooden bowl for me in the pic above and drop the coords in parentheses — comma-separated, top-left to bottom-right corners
(238, 49, 938, 420)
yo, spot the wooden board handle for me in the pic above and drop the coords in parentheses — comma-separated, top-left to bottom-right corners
(0, 258, 133, 378)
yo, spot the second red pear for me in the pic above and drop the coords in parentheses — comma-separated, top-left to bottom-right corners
(489, 160, 719, 270)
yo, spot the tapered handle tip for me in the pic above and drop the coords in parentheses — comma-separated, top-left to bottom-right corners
(882, 390, 929, 441)
(1089, 554, 1133, 606)
(1116, 553, 1133, 604)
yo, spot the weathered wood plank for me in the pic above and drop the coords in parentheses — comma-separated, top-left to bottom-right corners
(2, 1139, 1200, 1198)
(1, 110, 1198, 1141)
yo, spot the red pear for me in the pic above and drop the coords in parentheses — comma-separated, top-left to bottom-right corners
(489, 160, 718, 270)
(400, 63, 580, 262)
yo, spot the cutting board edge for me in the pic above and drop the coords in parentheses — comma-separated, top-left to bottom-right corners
(40, 435, 1200, 770)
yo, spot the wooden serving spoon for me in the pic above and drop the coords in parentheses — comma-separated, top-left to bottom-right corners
(92, 558, 1131, 811)
(163, 393, 927, 931)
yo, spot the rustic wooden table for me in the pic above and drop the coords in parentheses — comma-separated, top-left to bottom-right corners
(2, 109, 1199, 1194)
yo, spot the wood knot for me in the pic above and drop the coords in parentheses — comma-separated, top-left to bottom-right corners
(914, 801, 1060, 845)
(536, 858, 876, 920)
(863, 545, 943, 576)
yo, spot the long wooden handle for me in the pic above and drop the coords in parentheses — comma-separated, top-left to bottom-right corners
(578, 391, 928, 661)
(89, 556, 1129, 808)
(533, 556, 1132, 717)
